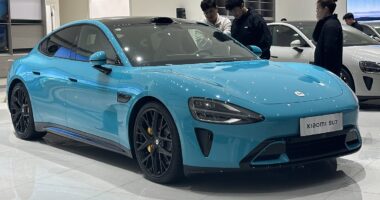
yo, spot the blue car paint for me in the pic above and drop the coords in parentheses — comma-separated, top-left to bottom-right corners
(7, 19, 360, 169)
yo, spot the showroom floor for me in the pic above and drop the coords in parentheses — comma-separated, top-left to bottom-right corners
(1, 89, 380, 200)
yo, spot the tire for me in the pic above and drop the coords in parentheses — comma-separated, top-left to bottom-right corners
(9, 83, 46, 140)
(340, 68, 355, 92)
(133, 102, 183, 183)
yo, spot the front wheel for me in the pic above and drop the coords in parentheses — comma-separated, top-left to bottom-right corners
(133, 102, 183, 183)
(9, 83, 46, 140)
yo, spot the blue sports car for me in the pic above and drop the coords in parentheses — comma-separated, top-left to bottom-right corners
(7, 17, 361, 183)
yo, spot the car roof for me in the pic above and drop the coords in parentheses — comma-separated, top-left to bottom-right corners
(96, 16, 198, 27)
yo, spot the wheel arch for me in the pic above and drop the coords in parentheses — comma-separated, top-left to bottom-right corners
(127, 96, 178, 158)
(7, 78, 24, 109)
(341, 65, 356, 92)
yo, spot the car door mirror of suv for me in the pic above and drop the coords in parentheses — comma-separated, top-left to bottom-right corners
(372, 36, 380, 42)
(290, 39, 302, 48)
(290, 40, 304, 53)
(249, 45, 262, 57)
(90, 51, 112, 75)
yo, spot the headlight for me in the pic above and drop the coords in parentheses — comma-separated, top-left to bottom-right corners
(359, 61, 380, 73)
(188, 97, 265, 124)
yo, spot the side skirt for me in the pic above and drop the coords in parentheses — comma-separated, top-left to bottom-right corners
(35, 122, 133, 158)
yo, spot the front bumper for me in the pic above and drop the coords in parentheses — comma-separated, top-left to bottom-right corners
(240, 125, 361, 169)
(184, 126, 361, 174)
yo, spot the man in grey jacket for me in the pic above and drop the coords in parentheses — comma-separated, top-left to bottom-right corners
(200, 0, 231, 35)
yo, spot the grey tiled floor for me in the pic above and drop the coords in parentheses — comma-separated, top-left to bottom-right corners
(1, 100, 380, 200)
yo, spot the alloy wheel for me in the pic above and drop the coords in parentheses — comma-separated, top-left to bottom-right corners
(134, 108, 173, 177)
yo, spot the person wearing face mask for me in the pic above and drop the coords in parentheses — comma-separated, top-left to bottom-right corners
(225, 0, 272, 59)
(313, 0, 343, 76)
(200, 0, 231, 35)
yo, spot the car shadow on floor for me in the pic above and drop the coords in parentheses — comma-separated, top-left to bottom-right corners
(180, 160, 364, 194)
(360, 100, 380, 111)
(38, 133, 141, 174)
(20, 133, 365, 199)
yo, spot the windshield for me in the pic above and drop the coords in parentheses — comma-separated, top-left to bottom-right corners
(109, 23, 257, 66)
(290, 22, 379, 46)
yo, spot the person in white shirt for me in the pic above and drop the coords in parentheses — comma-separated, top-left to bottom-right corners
(200, 0, 232, 35)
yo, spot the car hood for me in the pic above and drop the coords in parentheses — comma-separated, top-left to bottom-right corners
(344, 45, 380, 61)
(149, 60, 343, 104)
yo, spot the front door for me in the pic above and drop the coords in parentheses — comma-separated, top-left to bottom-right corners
(65, 24, 124, 142)
(269, 25, 314, 63)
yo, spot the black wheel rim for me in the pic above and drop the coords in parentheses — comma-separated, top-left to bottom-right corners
(135, 108, 173, 177)
(10, 87, 31, 133)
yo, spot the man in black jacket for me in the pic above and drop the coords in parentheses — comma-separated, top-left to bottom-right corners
(313, 0, 343, 76)
(343, 13, 364, 32)
(225, 0, 272, 59)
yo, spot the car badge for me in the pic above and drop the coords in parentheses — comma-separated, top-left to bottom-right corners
(295, 91, 305, 97)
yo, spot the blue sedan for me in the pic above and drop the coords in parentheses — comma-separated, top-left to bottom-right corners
(7, 17, 361, 183)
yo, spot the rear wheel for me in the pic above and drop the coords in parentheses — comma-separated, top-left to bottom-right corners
(340, 68, 355, 92)
(133, 102, 183, 183)
(9, 83, 46, 140)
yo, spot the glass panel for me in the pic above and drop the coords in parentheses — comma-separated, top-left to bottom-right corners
(76, 25, 119, 65)
(272, 25, 307, 47)
(0, 0, 8, 22)
(42, 26, 80, 58)
(110, 23, 256, 66)
(0, 24, 8, 53)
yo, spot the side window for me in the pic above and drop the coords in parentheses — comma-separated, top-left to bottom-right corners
(362, 26, 376, 37)
(272, 25, 309, 47)
(39, 26, 80, 59)
(76, 25, 120, 65)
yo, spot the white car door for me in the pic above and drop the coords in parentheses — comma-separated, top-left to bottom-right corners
(269, 24, 314, 63)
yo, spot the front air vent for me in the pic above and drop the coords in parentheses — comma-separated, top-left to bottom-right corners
(195, 128, 213, 157)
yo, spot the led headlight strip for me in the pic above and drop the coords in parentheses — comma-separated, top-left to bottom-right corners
(189, 97, 265, 124)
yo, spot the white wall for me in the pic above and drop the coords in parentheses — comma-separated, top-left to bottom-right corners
(130, 0, 181, 18)
(89, 0, 130, 18)
(179, 0, 203, 21)
(275, 0, 347, 22)
(10, 0, 42, 20)
(59, 0, 89, 25)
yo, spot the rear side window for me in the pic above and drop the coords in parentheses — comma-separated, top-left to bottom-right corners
(362, 25, 376, 37)
(75, 25, 120, 65)
(39, 26, 81, 59)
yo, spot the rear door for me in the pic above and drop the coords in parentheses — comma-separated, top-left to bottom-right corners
(33, 25, 81, 126)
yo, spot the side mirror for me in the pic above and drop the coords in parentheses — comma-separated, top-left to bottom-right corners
(90, 51, 107, 66)
(213, 31, 231, 42)
(373, 36, 380, 42)
(290, 39, 304, 53)
(90, 51, 112, 75)
(249, 45, 262, 57)
(290, 39, 302, 48)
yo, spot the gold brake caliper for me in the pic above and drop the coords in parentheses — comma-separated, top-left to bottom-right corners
(147, 127, 154, 153)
